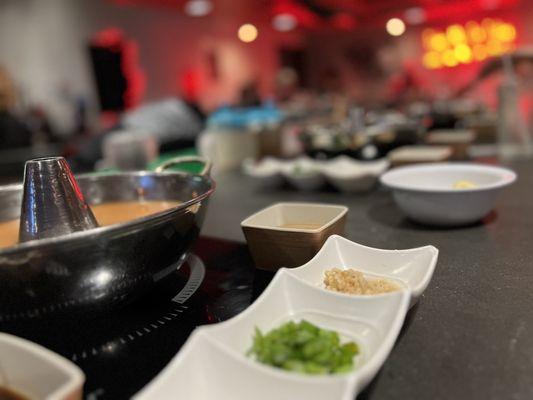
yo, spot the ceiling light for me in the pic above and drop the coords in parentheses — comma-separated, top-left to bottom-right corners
(184, 0, 213, 17)
(386, 18, 406, 37)
(273, 13, 297, 32)
(238, 24, 258, 43)
(422, 52, 442, 69)
(441, 50, 458, 67)
(454, 44, 473, 63)
(446, 24, 467, 45)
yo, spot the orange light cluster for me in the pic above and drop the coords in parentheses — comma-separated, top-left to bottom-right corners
(422, 19, 517, 69)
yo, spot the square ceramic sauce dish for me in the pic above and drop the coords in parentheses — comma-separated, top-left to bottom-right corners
(241, 203, 348, 270)
(0, 333, 85, 400)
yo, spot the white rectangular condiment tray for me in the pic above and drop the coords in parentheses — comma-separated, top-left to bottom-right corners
(134, 235, 438, 400)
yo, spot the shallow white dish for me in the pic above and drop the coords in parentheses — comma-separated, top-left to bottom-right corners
(322, 157, 389, 193)
(380, 162, 517, 226)
(134, 328, 358, 400)
(243, 157, 286, 188)
(243, 156, 389, 193)
(0, 333, 85, 400)
(135, 236, 438, 400)
(282, 157, 326, 191)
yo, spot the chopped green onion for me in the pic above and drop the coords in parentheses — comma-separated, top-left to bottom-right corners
(247, 320, 359, 375)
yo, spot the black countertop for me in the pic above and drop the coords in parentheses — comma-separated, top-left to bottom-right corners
(201, 158, 533, 400)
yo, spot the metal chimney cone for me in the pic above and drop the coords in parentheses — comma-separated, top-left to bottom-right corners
(19, 156, 98, 242)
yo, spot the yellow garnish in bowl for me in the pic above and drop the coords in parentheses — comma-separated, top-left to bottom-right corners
(453, 180, 477, 189)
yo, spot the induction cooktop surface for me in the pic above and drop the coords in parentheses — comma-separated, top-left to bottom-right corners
(1, 237, 274, 400)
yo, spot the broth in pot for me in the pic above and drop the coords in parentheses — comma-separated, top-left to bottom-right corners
(0, 200, 182, 249)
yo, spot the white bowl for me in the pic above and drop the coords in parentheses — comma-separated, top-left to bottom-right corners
(282, 157, 326, 191)
(0, 333, 85, 400)
(322, 157, 389, 193)
(135, 236, 438, 400)
(242, 157, 285, 188)
(380, 163, 517, 226)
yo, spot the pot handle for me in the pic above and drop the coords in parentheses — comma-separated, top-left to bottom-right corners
(155, 156, 212, 176)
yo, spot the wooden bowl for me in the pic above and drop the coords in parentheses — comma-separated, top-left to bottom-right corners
(241, 202, 347, 271)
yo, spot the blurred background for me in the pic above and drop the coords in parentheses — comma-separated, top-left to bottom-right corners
(0, 0, 532, 181)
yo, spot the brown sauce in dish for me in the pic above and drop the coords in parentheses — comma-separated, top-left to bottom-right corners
(0, 200, 182, 249)
(278, 223, 323, 230)
(0, 386, 29, 400)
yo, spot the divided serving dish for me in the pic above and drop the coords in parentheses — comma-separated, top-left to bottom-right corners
(135, 235, 439, 399)
(243, 156, 389, 192)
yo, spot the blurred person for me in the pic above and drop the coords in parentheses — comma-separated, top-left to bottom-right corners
(275, 67, 299, 103)
(0, 66, 15, 110)
(73, 96, 89, 136)
(457, 50, 533, 104)
(460, 49, 533, 89)
(386, 63, 428, 109)
(239, 80, 262, 107)
(318, 67, 342, 95)
(273, 67, 316, 118)
(26, 105, 55, 145)
(457, 49, 533, 140)
(0, 66, 32, 149)
(70, 97, 206, 172)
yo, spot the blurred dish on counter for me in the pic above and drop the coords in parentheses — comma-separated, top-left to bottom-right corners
(380, 163, 517, 226)
(243, 156, 389, 193)
(197, 105, 284, 174)
(387, 145, 453, 167)
(425, 129, 476, 160)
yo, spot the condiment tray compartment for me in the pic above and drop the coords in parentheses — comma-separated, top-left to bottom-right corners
(288, 235, 438, 302)
(202, 272, 409, 384)
(134, 331, 357, 400)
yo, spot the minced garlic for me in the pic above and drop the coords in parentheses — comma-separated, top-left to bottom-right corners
(324, 268, 398, 295)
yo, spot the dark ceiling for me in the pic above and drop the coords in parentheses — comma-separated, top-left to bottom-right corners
(110, 0, 523, 28)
